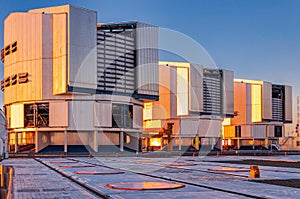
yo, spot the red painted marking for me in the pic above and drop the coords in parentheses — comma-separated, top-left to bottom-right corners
(105, 182, 185, 191)
(134, 159, 160, 163)
(59, 165, 94, 168)
(73, 171, 124, 175)
(49, 161, 76, 164)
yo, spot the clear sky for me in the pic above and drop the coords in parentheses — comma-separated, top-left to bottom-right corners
(0, 0, 300, 127)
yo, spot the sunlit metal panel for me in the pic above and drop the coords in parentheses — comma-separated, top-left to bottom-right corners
(176, 67, 189, 116)
(251, 84, 262, 122)
(143, 102, 152, 120)
(10, 104, 24, 128)
(53, 13, 68, 94)
(49, 102, 68, 127)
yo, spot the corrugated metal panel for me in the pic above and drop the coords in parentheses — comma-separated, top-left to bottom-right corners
(241, 125, 251, 138)
(189, 64, 203, 112)
(10, 104, 24, 128)
(151, 65, 171, 119)
(94, 101, 112, 127)
(252, 125, 266, 138)
(133, 105, 142, 129)
(49, 101, 68, 127)
(68, 101, 94, 131)
(231, 82, 247, 125)
(221, 70, 234, 115)
(135, 22, 159, 97)
(262, 82, 272, 120)
(199, 119, 221, 137)
(284, 85, 292, 122)
(4, 13, 44, 104)
(180, 119, 199, 137)
(42, 14, 54, 98)
(267, 125, 274, 137)
(53, 13, 68, 94)
(69, 6, 97, 90)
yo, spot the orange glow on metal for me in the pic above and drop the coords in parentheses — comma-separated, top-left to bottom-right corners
(144, 120, 161, 128)
(209, 167, 249, 172)
(159, 61, 190, 68)
(149, 138, 161, 147)
(105, 181, 185, 190)
(234, 78, 263, 85)
(251, 84, 262, 122)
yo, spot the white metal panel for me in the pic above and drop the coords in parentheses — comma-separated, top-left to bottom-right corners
(69, 6, 97, 90)
(189, 64, 203, 112)
(30, 5, 97, 91)
(68, 132, 89, 145)
(241, 125, 251, 138)
(284, 85, 292, 122)
(49, 132, 64, 145)
(262, 82, 272, 120)
(68, 101, 94, 131)
(252, 125, 266, 138)
(49, 101, 68, 127)
(180, 119, 199, 137)
(135, 22, 159, 97)
(94, 101, 112, 127)
(268, 125, 274, 137)
(222, 70, 234, 116)
(10, 104, 24, 128)
(37, 132, 50, 151)
(199, 119, 221, 137)
(133, 105, 142, 129)
(98, 132, 119, 145)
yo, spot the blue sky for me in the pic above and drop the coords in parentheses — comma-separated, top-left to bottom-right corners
(0, 0, 300, 121)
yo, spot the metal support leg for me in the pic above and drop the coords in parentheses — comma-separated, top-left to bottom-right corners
(64, 130, 67, 153)
(120, 131, 124, 152)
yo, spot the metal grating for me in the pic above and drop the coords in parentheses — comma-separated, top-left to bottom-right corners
(203, 74, 222, 115)
(97, 27, 135, 94)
